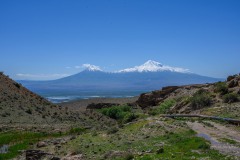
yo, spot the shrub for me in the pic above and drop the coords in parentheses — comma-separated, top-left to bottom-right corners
(198, 143, 210, 149)
(190, 89, 211, 109)
(223, 93, 239, 103)
(101, 107, 124, 119)
(99, 105, 138, 123)
(107, 127, 119, 134)
(148, 109, 158, 116)
(92, 131, 98, 136)
(14, 83, 21, 89)
(69, 127, 85, 134)
(149, 99, 176, 115)
(123, 113, 138, 123)
(124, 153, 134, 160)
(159, 99, 176, 113)
(156, 147, 164, 154)
(26, 108, 32, 114)
(214, 82, 228, 95)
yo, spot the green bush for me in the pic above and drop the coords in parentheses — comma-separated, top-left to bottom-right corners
(124, 153, 134, 160)
(69, 127, 85, 134)
(223, 93, 239, 103)
(107, 127, 119, 134)
(0, 131, 61, 159)
(99, 105, 136, 123)
(123, 113, 138, 123)
(101, 107, 124, 119)
(149, 99, 176, 115)
(190, 89, 211, 109)
(198, 143, 210, 149)
(214, 82, 228, 95)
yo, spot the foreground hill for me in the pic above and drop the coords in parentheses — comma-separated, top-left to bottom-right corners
(136, 74, 240, 116)
(0, 72, 116, 132)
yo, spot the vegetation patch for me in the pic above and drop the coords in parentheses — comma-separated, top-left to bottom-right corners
(190, 89, 211, 109)
(214, 82, 228, 95)
(220, 138, 240, 146)
(149, 99, 176, 115)
(134, 130, 226, 160)
(223, 93, 239, 103)
(65, 124, 229, 160)
(98, 105, 138, 123)
(68, 127, 86, 135)
(0, 131, 61, 159)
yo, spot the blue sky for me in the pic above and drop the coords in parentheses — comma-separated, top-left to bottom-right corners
(0, 0, 240, 80)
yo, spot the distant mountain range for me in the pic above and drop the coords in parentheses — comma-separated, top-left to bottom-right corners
(19, 60, 222, 101)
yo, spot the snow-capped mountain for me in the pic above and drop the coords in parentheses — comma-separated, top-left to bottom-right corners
(19, 60, 222, 99)
(82, 64, 103, 72)
(117, 60, 189, 73)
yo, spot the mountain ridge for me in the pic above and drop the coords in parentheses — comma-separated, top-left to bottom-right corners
(18, 69, 222, 102)
(16, 60, 223, 102)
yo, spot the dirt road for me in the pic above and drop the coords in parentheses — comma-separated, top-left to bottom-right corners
(187, 121, 240, 157)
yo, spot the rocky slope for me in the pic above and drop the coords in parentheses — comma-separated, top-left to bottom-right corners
(0, 72, 115, 132)
(137, 74, 240, 115)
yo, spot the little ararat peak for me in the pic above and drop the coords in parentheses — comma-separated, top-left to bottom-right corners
(82, 64, 103, 72)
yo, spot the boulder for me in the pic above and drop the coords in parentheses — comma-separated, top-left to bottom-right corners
(36, 141, 47, 148)
(136, 86, 179, 108)
(227, 75, 236, 82)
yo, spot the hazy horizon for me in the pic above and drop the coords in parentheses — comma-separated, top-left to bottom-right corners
(15, 60, 224, 81)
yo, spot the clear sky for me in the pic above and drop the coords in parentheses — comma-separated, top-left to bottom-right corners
(0, 0, 240, 80)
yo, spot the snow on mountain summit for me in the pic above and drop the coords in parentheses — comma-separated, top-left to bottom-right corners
(80, 60, 189, 73)
(118, 60, 189, 73)
(82, 64, 102, 71)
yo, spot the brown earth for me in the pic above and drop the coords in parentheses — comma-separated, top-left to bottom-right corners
(0, 73, 118, 132)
